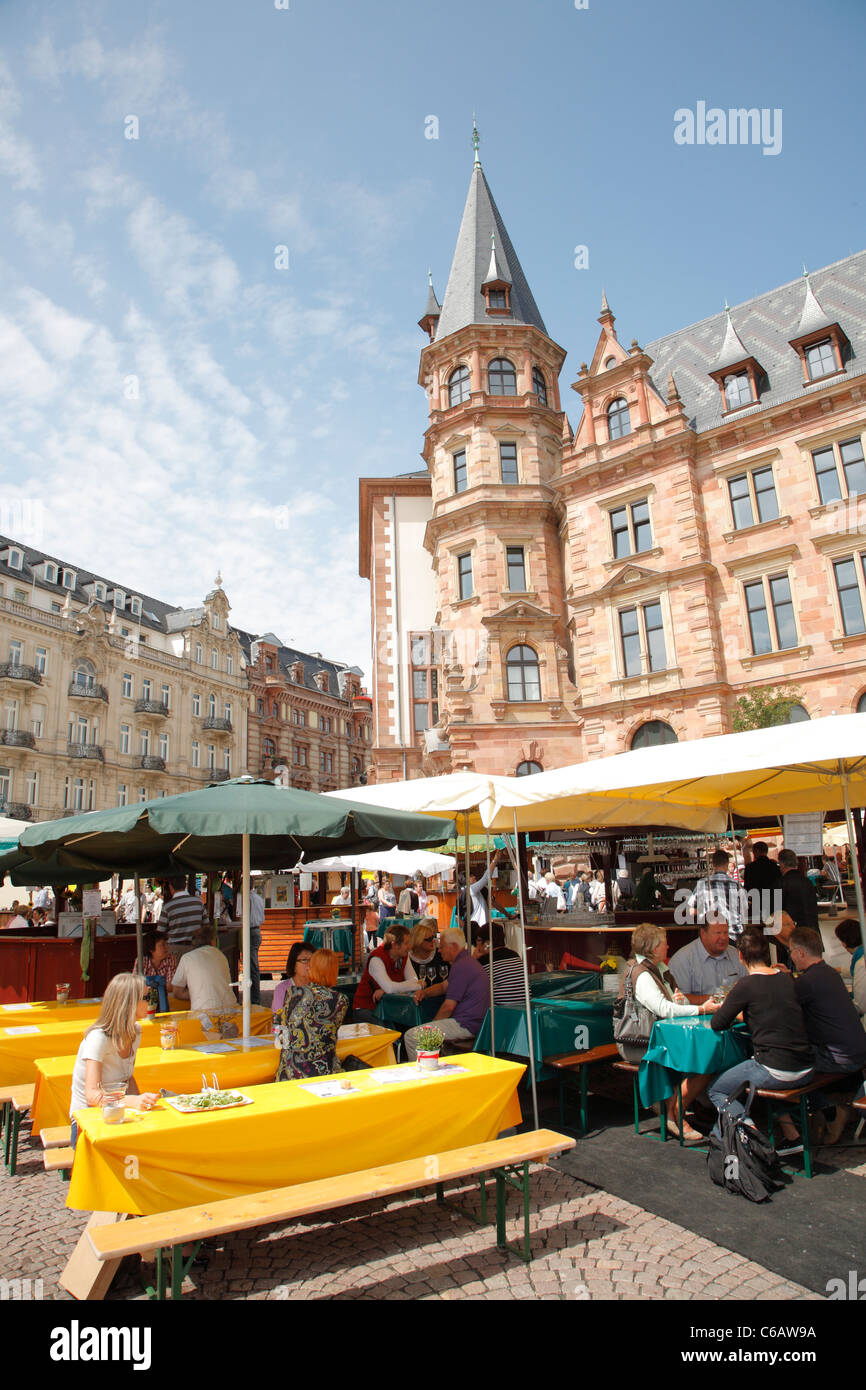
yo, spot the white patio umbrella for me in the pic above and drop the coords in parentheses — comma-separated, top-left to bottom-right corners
(300, 847, 456, 876)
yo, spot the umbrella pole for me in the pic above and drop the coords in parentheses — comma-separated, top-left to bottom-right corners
(840, 765, 866, 955)
(134, 872, 144, 979)
(242, 833, 251, 1041)
(485, 829, 495, 1057)
(463, 811, 471, 945)
(514, 810, 539, 1130)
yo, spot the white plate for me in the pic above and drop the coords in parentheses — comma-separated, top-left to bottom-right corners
(162, 1091, 254, 1113)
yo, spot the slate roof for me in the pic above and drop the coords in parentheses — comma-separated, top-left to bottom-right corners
(434, 165, 547, 341)
(643, 251, 866, 433)
(233, 630, 360, 699)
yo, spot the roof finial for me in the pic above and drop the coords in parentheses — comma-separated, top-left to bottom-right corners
(803, 263, 809, 277)
(600, 288, 609, 312)
(472, 115, 481, 168)
(215, 571, 223, 589)
(427, 267, 433, 287)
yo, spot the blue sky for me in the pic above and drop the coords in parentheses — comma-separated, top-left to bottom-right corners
(0, 0, 863, 676)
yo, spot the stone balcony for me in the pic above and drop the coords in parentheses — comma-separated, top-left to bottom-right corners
(136, 755, 166, 772)
(0, 664, 42, 686)
(66, 742, 104, 762)
(0, 730, 36, 750)
(134, 699, 170, 717)
(68, 679, 109, 702)
(201, 716, 233, 733)
(0, 801, 33, 820)
(207, 768, 231, 782)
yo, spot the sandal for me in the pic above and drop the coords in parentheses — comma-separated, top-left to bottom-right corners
(667, 1118, 705, 1143)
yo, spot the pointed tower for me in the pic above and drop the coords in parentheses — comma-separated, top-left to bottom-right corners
(415, 129, 578, 776)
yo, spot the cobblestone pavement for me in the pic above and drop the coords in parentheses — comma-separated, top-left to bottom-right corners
(0, 1132, 827, 1301)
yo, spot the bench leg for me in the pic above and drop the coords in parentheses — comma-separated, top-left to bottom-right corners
(632, 1075, 640, 1135)
(801, 1094, 813, 1179)
(579, 1067, 589, 1136)
(5, 1107, 22, 1176)
(494, 1162, 533, 1263)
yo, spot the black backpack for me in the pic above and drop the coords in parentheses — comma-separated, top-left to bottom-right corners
(706, 1083, 787, 1202)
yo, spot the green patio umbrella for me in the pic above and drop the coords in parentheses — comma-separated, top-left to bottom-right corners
(18, 777, 457, 1037)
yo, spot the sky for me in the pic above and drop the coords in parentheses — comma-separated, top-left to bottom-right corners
(0, 0, 863, 678)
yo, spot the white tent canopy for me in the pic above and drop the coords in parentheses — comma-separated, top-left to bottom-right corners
(326, 771, 511, 834)
(298, 847, 456, 876)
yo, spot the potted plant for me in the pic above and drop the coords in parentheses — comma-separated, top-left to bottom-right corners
(414, 1024, 445, 1070)
(599, 955, 624, 994)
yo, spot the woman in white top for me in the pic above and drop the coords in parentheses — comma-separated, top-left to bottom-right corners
(618, 921, 720, 1142)
(588, 871, 607, 912)
(69, 973, 159, 1144)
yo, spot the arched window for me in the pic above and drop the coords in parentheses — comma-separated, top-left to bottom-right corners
(630, 720, 677, 750)
(208, 693, 216, 718)
(506, 645, 541, 702)
(532, 367, 547, 405)
(263, 737, 276, 759)
(71, 659, 96, 690)
(607, 398, 631, 440)
(488, 358, 517, 396)
(448, 365, 470, 407)
(787, 704, 810, 723)
(858, 693, 866, 714)
(516, 760, 543, 776)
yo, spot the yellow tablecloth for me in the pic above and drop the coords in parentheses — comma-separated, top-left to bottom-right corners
(0, 997, 104, 1022)
(66, 1053, 525, 1215)
(0, 1005, 273, 1087)
(30, 1025, 399, 1134)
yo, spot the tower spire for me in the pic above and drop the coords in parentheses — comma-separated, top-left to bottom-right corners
(472, 115, 481, 168)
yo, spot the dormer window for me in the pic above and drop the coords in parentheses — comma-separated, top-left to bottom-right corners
(7, 549, 23, 571)
(61, 569, 76, 590)
(481, 235, 511, 317)
(805, 339, 837, 380)
(44, 562, 58, 585)
(130, 596, 142, 616)
(723, 372, 754, 410)
(607, 398, 632, 441)
(113, 590, 125, 610)
(93, 582, 106, 602)
(486, 288, 508, 310)
(788, 276, 849, 385)
(213, 612, 220, 630)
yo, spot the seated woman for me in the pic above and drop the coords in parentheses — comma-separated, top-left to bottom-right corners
(352, 923, 418, 1025)
(134, 930, 178, 990)
(275, 949, 348, 1080)
(272, 941, 314, 1014)
(472, 921, 525, 1007)
(835, 918, 866, 1017)
(616, 921, 720, 1142)
(69, 973, 159, 1145)
(408, 918, 449, 999)
(709, 928, 815, 1142)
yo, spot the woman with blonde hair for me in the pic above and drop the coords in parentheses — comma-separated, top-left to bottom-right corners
(352, 922, 418, 1024)
(616, 922, 720, 1142)
(408, 917, 449, 994)
(275, 948, 349, 1079)
(69, 973, 159, 1144)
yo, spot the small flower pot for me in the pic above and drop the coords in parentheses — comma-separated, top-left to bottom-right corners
(417, 1049, 441, 1071)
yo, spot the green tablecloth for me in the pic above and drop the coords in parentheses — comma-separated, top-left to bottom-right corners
(302, 922, 354, 961)
(638, 1018, 751, 1106)
(529, 970, 600, 998)
(373, 992, 439, 1030)
(474, 991, 615, 1081)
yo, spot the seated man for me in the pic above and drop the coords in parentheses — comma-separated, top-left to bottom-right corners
(668, 912, 748, 1003)
(404, 927, 488, 1061)
(170, 925, 237, 1013)
(789, 926, 866, 1142)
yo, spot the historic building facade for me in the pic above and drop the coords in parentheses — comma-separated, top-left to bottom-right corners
(236, 631, 372, 793)
(359, 146, 866, 782)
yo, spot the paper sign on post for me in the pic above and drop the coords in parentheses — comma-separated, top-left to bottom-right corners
(782, 813, 824, 857)
(82, 890, 103, 918)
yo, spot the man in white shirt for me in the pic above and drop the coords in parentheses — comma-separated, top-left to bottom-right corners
(170, 927, 238, 1013)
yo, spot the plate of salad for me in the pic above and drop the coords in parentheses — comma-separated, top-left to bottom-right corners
(162, 1090, 254, 1113)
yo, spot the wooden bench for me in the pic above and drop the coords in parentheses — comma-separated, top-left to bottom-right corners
(84, 1128, 576, 1300)
(43, 1146, 75, 1180)
(612, 1061, 687, 1146)
(1, 1083, 34, 1177)
(549, 1043, 619, 1135)
(758, 1072, 860, 1178)
(40, 1125, 73, 1149)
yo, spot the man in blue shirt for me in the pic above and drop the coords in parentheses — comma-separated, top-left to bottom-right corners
(669, 915, 747, 1003)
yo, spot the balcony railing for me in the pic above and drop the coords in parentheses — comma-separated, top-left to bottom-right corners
(68, 679, 109, 702)
(0, 801, 33, 820)
(202, 716, 233, 732)
(134, 699, 170, 717)
(66, 742, 104, 762)
(0, 664, 42, 686)
(136, 755, 166, 772)
(208, 768, 231, 782)
(0, 730, 36, 749)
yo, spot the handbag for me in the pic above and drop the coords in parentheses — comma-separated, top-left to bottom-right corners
(612, 962, 655, 1059)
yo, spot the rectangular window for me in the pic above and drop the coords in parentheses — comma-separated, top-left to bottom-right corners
(619, 602, 667, 677)
(140, 728, 151, 756)
(833, 557, 866, 636)
(142, 678, 152, 701)
(117, 784, 128, 807)
(138, 786, 147, 803)
(841, 438, 866, 496)
(506, 546, 526, 591)
(224, 702, 231, 722)
(299, 746, 307, 767)
(744, 581, 772, 655)
(61, 569, 76, 589)
(453, 450, 467, 494)
(226, 653, 233, 675)
(805, 339, 836, 380)
(413, 703, 429, 732)
(8, 640, 22, 667)
(195, 643, 202, 664)
(5, 700, 18, 731)
(192, 740, 200, 768)
(192, 693, 200, 717)
(499, 442, 518, 485)
(610, 498, 652, 558)
(7, 550, 22, 571)
(25, 770, 38, 806)
(30, 705, 44, 738)
(158, 733, 169, 760)
(114, 590, 125, 609)
(35, 647, 47, 674)
(208, 744, 215, 770)
(211, 649, 218, 669)
(0, 767, 10, 802)
(744, 574, 797, 654)
(769, 575, 797, 648)
(457, 553, 473, 601)
(224, 748, 231, 772)
(120, 724, 131, 754)
(728, 467, 779, 529)
(44, 562, 58, 584)
(161, 684, 170, 709)
(122, 672, 133, 698)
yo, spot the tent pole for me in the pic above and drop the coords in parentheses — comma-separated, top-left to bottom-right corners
(840, 765, 866, 955)
(514, 809, 539, 1130)
(486, 828, 495, 1057)
(463, 811, 471, 946)
(242, 833, 251, 1041)
(134, 872, 144, 979)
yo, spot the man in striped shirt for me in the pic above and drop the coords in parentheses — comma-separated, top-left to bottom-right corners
(161, 876, 208, 955)
(474, 922, 526, 1006)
